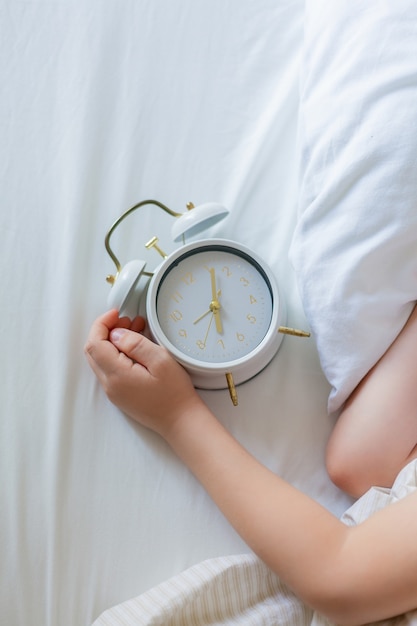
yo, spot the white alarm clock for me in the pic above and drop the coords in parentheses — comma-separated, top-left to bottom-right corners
(104, 199, 309, 405)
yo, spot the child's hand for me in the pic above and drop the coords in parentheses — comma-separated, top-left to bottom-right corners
(84, 309, 202, 437)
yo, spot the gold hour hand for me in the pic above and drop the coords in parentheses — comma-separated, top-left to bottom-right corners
(209, 268, 223, 334)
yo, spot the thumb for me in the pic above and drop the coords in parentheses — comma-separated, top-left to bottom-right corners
(110, 327, 163, 371)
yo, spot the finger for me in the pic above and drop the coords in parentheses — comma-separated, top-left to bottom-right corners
(110, 327, 165, 374)
(85, 309, 118, 349)
(130, 316, 146, 333)
(114, 316, 133, 330)
(84, 309, 123, 375)
(113, 315, 146, 334)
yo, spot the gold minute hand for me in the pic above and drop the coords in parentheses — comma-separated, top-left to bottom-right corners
(209, 268, 223, 333)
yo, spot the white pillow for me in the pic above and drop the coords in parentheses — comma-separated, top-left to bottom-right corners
(290, 0, 417, 413)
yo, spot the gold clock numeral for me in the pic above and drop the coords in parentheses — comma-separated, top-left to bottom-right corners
(249, 294, 257, 304)
(196, 340, 206, 350)
(181, 272, 195, 286)
(217, 339, 225, 349)
(169, 310, 183, 322)
(222, 266, 232, 277)
(246, 314, 256, 324)
(171, 291, 183, 303)
(179, 329, 187, 338)
(240, 277, 250, 287)
(236, 332, 245, 342)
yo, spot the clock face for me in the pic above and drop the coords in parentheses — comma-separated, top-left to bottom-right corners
(150, 243, 274, 365)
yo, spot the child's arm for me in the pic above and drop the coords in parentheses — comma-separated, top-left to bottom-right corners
(85, 309, 417, 626)
(326, 304, 417, 497)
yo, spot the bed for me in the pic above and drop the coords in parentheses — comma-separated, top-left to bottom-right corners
(1, 1, 417, 625)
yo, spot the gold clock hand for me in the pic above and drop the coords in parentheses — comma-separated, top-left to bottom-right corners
(209, 268, 223, 334)
(193, 308, 211, 325)
(210, 267, 217, 300)
(194, 288, 222, 325)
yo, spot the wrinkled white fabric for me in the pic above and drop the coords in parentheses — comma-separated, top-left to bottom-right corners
(290, 0, 417, 413)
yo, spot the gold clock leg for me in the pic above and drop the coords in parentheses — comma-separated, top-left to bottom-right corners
(225, 372, 238, 406)
(278, 326, 310, 338)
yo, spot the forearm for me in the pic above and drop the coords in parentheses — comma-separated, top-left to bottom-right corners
(165, 403, 347, 613)
(326, 304, 417, 497)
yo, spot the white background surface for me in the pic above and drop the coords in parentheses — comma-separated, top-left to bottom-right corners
(0, 2, 351, 624)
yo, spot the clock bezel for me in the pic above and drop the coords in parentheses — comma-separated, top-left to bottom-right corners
(146, 238, 285, 390)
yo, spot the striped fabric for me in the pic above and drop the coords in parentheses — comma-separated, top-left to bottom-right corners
(94, 554, 312, 625)
(93, 461, 417, 626)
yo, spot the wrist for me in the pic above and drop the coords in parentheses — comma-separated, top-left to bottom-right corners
(161, 397, 219, 453)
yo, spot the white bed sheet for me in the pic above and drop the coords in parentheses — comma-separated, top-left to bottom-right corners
(0, 2, 352, 625)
